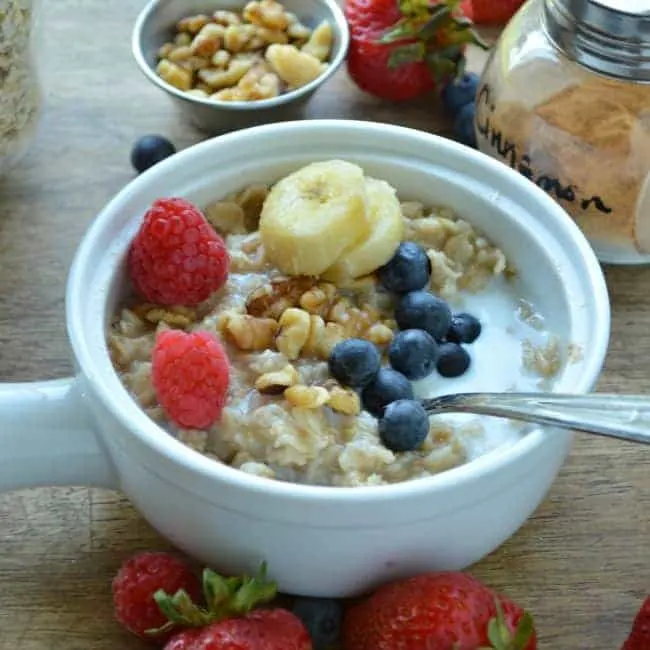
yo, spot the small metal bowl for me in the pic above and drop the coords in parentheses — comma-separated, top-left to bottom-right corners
(132, 0, 350, 134)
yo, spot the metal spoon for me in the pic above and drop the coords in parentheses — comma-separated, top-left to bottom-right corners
(420, 393, 650, 445)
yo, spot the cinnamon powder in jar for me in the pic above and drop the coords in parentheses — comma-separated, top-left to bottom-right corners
(476, 77, 650, 254)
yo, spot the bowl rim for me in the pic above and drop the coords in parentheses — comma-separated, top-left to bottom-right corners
(67, 119, 611, 506)
(131, 0, 351, 111)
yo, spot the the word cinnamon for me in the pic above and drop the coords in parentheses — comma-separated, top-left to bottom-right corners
(476, 77, 650, 254)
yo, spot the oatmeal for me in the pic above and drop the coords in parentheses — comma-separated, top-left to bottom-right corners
(0, 0, 41, 174)
(155, 0, 333, 102)
(108, 162, 568, 487)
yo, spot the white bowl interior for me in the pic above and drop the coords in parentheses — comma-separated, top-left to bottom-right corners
(68, 120, 610, 506)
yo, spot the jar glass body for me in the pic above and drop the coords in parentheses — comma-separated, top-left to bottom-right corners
(475, 0, 650, 265)
(0, 0, 42, 177)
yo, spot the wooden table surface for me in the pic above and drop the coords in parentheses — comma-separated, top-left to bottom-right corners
(1, 1, 649, 648)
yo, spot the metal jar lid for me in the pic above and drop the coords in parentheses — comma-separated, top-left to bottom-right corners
(543, 0, 650, 82)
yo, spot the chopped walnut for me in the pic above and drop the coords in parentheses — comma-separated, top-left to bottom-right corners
(132, 304, 196, 329)
(228, 233, 266, 273)
(179, 56, 211, 72)
(364, 322, 394, 346)
(167, 45, 192, 63)
(156, 59, 192, 91)
(247, 276, 316, 319)
(326, 299, 377, 339)
(265, 44, 326, 89)
(401, 201, 427, 219)
(205, 201, 247, 235)
(302, 314, 326, 358)
(198, 57, 254, 89)
(327, 386, 361, 416)
(231, 62, 282, 101)
(177, 14, 211, 33)
(155, 3, 331, 103)
(222, 313, 278, 351)
(287, 21, 312, 42)
(158, 42, 175, 59)
(174, 32, 192, 47)
(255, 364, 299, 394)
(276, 308, 311, 360)
(320, 322, 346, 357)
(234, 183, 268, 231)
(284, 385, 329, 409)
(255, 26, 289, 45)
(326, 297, 352, 324)
(211, 49, 232, 68)
(190, 23, 225, 57)
(301, 21, 333, 62)
(213, 10, 242, 25)
(299, 282, 338, 317)
(243, 0, 290, 30)
(224, 24, 258, 52)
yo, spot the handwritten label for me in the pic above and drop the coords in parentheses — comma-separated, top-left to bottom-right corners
(475, 84, 613, 215)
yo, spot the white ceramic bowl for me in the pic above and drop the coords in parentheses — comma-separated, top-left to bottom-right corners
(0, 120, 610, 598)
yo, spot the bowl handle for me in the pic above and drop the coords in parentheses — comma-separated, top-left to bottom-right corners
(0, 378, 118, 493)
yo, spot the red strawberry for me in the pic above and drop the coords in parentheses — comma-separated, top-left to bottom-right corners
(621, 596, 650, 650)
(345, 0, 487, 102)
(341, 571, 536, 650)
(143, 563, 280, 645)
(128, 197, 230, 307)
(112, 552, 201, 642)
(163, 609, 312, 650)
(461, 0, 526, 24)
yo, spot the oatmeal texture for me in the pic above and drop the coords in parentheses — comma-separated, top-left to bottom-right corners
(109, 184, 559, 487)
(0, 0, 40, 173)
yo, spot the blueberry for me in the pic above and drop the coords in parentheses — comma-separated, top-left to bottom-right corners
(453, 102, 477, 148)
(441, 72, 480, 115)
(328, 339, 381, 388)
(447, 313, 482, 344)
(362, 367, 414, 417)
(436, 342, 471, 378)
(292, 597, 343, 650)
(395, 291, 452, 342)
(377, 242, 431, 294)
(378, 399, 429, 452)
(388, 329, 439, 381)
(130, 135, 176, 173)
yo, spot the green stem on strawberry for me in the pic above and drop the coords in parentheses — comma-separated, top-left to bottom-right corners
(480, 599, 535, 650)
(379, 0, 488, 85)
(146, 562, 277, 636)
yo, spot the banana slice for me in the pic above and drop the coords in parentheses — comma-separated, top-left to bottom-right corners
(260, 160, 370, 276)
(322, 177, 404, 283)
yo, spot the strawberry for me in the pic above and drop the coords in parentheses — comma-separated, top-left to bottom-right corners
(461, 0, 526, 24)
(621, 596, 650, 650)
(112, 552, 202, 642)
(345, 0, 487, 102)
(341, 571, 536, 650)
(163, 609, 312, 650)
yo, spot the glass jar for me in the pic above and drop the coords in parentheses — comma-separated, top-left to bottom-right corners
(475, 0, 650, 265)
(0, 0, 41, 176)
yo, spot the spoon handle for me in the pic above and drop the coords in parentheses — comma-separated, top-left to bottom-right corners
(421, 393, 650, 445)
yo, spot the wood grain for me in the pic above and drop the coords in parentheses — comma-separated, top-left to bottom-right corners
(1, 1, 649, 648)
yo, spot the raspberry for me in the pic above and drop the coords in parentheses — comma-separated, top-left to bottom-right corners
(112, 552, 201, 642)
(152, 330, 230, 429)
(128, 197, 229, 306)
